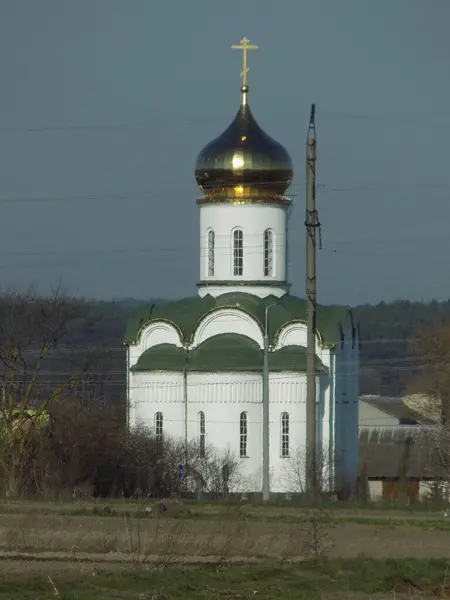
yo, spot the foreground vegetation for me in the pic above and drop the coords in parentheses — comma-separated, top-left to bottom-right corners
(2, 558, 450, 599)
(0, 498, 449, 560)
(0, 496, 450, 597)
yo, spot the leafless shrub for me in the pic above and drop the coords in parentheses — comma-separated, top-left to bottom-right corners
(279, 444, 333, 498)
(413, 425, 449, 498)
(187, 445, 242, 498)
(299, 506, 334, 561)
(0, 285, 113, 497)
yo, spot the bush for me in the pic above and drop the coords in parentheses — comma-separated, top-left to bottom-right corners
(0, 401, 184, 499)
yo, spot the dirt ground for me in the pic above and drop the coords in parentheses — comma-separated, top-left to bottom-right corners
(0, 507, 449, 600)
(0, 511, 449, 562)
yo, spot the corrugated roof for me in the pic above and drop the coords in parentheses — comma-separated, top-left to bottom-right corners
(358, 426, 445, 479)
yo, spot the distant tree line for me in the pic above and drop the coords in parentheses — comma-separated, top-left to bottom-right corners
(353, 299, 450, 396)
(115, 298, 450, 397)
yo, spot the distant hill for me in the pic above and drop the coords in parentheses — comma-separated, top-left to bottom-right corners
(114, 298, 169, 309)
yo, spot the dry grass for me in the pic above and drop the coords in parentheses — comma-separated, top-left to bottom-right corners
(0, 502, 449, 562)
(1, 559, 450, 599)
(1, 502, 450, 598)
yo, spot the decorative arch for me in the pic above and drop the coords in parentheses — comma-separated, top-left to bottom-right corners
(273, 321, 323, 350)
(191, 308, 264, 349)
(139, 320, 183, 351)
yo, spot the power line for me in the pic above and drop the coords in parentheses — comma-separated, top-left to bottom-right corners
(1, 231, 450, 262)
(2, 177, 450, 205)
(4, 110, 450, 136)
(0, 357, 437, 378)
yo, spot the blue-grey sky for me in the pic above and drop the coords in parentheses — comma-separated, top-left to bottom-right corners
(0, 0, 449, 305)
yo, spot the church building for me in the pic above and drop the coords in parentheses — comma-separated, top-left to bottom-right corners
(124, 39, 359, 496)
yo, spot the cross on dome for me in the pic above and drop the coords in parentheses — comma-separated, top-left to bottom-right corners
(231, 37, 258, 88)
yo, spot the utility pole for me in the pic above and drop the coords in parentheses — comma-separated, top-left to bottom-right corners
(262, 301, 279, 502)
(262, 305, 271, 502)
(305, 104, 319, 497)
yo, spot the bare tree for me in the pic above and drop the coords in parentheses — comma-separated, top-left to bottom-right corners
(183, 444, 242, 499)
(406, 319, 450, 423)
(280, 444, 333, 497)
(0, 285, 105, 496)
(407, 321, 450, 495)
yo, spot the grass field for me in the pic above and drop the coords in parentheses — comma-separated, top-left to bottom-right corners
(2, 498, 450, 598)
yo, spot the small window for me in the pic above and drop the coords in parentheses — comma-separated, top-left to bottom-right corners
(240, 412, 248, 457)
(155, 412, 163, 441)
(233, 229, 244, 276)
(281, 412, 289, 457)
(263, 229, 273, 276)
(208, 230, 215, 276)
(198, 411, 206, 457)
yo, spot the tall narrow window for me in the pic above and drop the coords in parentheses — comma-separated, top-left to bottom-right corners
(155, 412, 163, 441)
(198, 411, 206, 458)
(233, 229, 244, 276)
(240, 411, 248, 457)
(208, 230, 215, 276)
(263, 229, 273, 276)
(281, 412, 290, 457)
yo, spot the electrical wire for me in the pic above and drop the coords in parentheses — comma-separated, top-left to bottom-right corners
(0, 357, 439, 383)
(0, 234, 447, 262)
(2, 177, 450, 205)
(4, 109, 450, 136)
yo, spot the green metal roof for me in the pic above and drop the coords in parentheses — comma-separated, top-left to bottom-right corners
(268, 345, 326, 373)
(189, 333, 262, 372)
(131, 344, 187, 372)
(130, 334, 326, 373)
(124, 292, 353, 348)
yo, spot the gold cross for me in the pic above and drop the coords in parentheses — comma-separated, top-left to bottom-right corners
(231, 37, 258, 87)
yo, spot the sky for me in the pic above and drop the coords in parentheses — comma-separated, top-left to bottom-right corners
(0, 0, 449, 306)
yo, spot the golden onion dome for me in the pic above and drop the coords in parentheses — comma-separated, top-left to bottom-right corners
(195, 85, 293, 205)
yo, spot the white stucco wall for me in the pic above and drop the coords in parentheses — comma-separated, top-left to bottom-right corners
(128, 369, 331, 494)
(192, 307, 264, 349)
(127, 305, 359, 496)
(198, 203, 289, 298)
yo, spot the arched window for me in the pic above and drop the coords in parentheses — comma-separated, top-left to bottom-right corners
(198, 411, 206, 458)
(233, 229, 244, 276)
(155, 412, 163, 441)
(263, 229, 273, 277)
(208, 230, 215, 276)
(281, 412, 289, 457)
(240, 411, 248, 457)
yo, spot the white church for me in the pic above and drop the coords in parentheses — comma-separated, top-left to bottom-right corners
(125, 39, 360, 496)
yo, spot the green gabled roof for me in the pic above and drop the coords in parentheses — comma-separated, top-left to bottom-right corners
(124, 296, 215, 346)
(131, 335, 326, 374)
(131, 343, 187, 372)
(189, 333, 261, 372)
(124, 292, 352, 348)
(269, 345, 326, 373)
